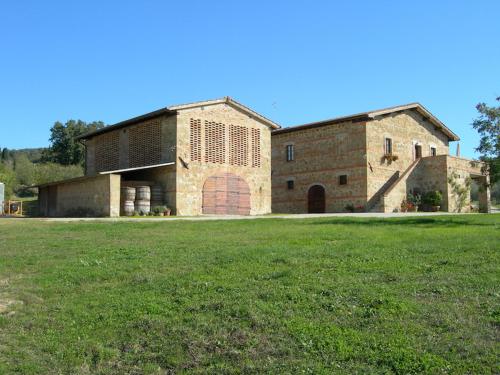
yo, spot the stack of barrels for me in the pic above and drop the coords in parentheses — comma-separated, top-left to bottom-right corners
(135, 186, 151, 214)
(120, 185, 165, 216)
(120, 187, 136, 216)
(150, 185, 163, 209)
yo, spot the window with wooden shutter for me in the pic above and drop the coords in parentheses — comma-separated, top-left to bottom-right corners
(286, 144, 294, 162)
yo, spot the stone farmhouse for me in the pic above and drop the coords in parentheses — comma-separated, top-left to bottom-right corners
(272, 103, 490, 213)
(38, 98, 490, 217)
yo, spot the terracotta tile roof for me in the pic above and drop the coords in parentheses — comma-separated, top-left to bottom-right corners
(272, 103, 460, 141)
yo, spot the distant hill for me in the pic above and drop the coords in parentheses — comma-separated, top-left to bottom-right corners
(2, 147, 47, 163)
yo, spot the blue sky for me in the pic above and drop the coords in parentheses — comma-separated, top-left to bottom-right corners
(1, 1, 499, 157)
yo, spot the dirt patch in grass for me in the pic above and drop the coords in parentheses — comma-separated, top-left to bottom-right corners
(0, 297, 23, 314)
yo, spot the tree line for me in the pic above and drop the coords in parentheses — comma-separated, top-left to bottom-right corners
(0, 120, 104, 198)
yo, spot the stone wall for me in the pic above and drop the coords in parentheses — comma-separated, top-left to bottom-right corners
(174, 103, 273, 216)
(379, 155, 489, 213)
(38, 174, 121, 217)
(445, 156, 488, 212)
(271, 120, 368, 213)
(380, 159, 422, 213)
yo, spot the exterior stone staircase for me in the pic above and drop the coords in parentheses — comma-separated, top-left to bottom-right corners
(367, 159, 421, 213)
(365, 171, 400, 212)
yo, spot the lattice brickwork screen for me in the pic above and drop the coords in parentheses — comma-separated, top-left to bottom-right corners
(251, 128, 261, 168)
(190, 118, 202, 162)
(229, 124, 248, 166)
(205, 121, 226, 164)
(95, 131, 120, 172)
(128, 120, 162, 168)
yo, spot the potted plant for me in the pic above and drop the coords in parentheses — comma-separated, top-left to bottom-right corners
(406, 193, 421, 212)
(383, 154, 399, 163)
(164, 207, 171, 216)
(152, 206, 166, 216)
(422, 191, 442, 212)
(355, 205, 365, 213)
(400, 198, 408, 212)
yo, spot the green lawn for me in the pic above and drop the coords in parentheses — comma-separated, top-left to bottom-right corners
(0, 215, 499, 374)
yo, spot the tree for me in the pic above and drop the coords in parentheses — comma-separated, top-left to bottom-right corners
(43, 120, 104, 166)
(0, 162, 16, 199)
(472, 97, 500, 183)
(33, 162, 83, 186)
(1, 148, 11, 162)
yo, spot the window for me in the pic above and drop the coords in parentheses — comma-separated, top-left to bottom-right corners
(430, 147, 437, 156)
(339, 175, 347, 185)
(286, 144, 294, 161)
(415, 144, 422, 159)
(287, 180, 294, 190)
(385, 138, 393, 155)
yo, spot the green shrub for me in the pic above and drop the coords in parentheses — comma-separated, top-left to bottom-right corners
(345, 203, 355, 212)
(152, 205, 167, 215)
(423, 191, 442, 206)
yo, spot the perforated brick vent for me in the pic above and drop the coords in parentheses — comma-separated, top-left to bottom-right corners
(129, 120, 162, 168)
(190, 118, 202, 162)
(251, 128, 261, 167)
(229, 124, 248, 166)
(205, 121, 226, 164)
(95, 131, 119, 172)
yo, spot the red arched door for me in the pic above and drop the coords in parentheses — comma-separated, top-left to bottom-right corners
(308, 185, 325, 213)
(202, 173, 251, 215)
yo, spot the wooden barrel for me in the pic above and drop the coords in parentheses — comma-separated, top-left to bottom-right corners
(135, 200, 150, 215)
(151, 185, 163, 204)
(121, 200, 135, 216)
(136, 186, 151, 201)
(121, 187, 136, 202)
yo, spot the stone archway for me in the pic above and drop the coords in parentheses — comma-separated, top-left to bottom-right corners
(308, 185, 326, 213)
(202, 173, 251, 215)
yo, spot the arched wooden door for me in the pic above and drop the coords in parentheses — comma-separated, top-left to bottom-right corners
(202, 173, 251, 215)
(308, 185, 325, 213)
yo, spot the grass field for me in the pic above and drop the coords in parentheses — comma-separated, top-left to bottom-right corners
(0, 215, 499, 374)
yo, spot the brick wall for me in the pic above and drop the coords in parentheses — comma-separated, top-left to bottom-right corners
(271, 120, 368, 213)
(85, 115, 176, 175)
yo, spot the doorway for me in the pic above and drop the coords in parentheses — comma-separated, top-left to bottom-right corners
(415, 144, 422, 159)
(202, 173, 251, 215)
(308, 185, 325, 213)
